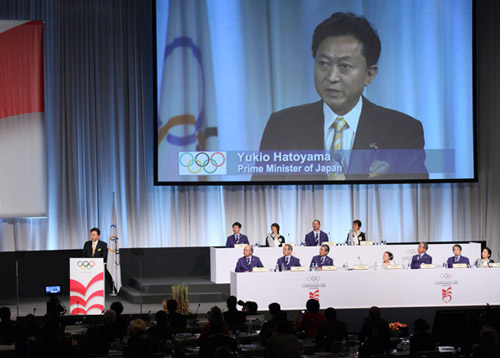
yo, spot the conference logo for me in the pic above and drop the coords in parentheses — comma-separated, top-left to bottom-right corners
(77, 260, 96, 270)
(442, 287, 452, 303)
(307, 276, 321, 282)
(179, 151, 226, 176)
(309, 290, 320, 301)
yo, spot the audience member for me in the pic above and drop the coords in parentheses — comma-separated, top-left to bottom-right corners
(110, 301, 127, 338)
(78, 326, 108, 358)
(199, 306, 230, 342)
(296, 299, 325, 338)
(472, 325, 500, 358)
(358, 306, 390, 343)
(316, 307, 347, 351)
(15, 314, 42, 358)
(163, 299, 187, 332)
(223, 296, 246, 326)
(409, 318, 435, 358)
(266, 320, 301, 358)
(27, 316, 76, 358)
(0, 306, 17, 344)
(99, 309, 120, 342)
(260, 303, 285, 345)
(358, 320, 391, 358)
(242, 301, 259, 316)
(125, 319, 154, 357)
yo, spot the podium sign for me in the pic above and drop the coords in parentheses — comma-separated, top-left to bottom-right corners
(69, 258, 105, 315)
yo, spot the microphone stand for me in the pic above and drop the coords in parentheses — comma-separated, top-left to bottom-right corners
(190, 303, 201, 327)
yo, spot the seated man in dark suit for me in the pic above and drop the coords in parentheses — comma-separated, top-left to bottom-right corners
(447, 244, 470, 268)
(310, 244, 334, 270)
(0, 307, 17, 344)
(316, 307, 347, 352)
(225, 222, 250, 247)
(256, 12, 427, 182)
(304, 220, 329, 246)
(410, 242, 433, 269)
(223, 296, 246, 327)
(82, 227, 108, 261)
(235, 245, 264, 272)
(409, 319, 435, 358)
(276, 244, 301, 271)
(259, 303, 285, 346)
(163, 299, 187, 333)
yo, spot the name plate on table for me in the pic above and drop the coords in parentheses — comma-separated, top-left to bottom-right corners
(420, 264, 435, 269)
(252, 267, 268, 272)
(387, 264, 403, 270)
(321, 265, 337, 271)
(290, 266, 305, 272)
(453, 263, 467, 269)
(360, 241, 374, 246)
(234, 244, 246, 248)
(354, 265, 369, 270)
(323, 242, 337, 246)
(489, 263, 500, 268)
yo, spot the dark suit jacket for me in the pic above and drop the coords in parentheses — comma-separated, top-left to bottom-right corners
(304, 231, 329, 246)
(225, 234, 250, 247)
(235, 255, 264, 272)
(310, 255, 334, 268)
(82, 240, 108, 263)
(411, 252, 432, 269)
(276, 255, 301, 271)
(447, 255, 470, 267)
(255, 97, 427, 181)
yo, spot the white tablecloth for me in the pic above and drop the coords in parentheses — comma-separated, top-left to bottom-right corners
(211, 242, 481, 283)
(230, 267, 500, 309)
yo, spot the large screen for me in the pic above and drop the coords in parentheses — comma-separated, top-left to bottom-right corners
(154, 0, 475, 185)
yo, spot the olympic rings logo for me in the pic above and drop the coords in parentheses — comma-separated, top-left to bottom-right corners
(179, 152, 225, 174)
(77, 260, 96, 270)
(407, 249, 417, 255)
(307, 276, 321, 282)
(440, 273, 453, 280)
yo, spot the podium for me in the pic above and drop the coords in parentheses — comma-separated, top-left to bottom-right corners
(69, 258, 105, 315)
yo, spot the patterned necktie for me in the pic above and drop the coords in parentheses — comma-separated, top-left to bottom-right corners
(328, 116, 349, 180)
(417, 255, 421, 262)
(321, 257, 325, 265)
(236, 235, 239, 243)
(455, 256, 459, 263)
(247, 257, 251, 265)
(286, 257, 290, 266)
(315, 233, 319, 245)
(92, 242, 96, 256)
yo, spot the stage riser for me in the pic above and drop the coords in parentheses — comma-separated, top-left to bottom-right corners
(119, 288, 227, 304)
(129, 277, 227, 295)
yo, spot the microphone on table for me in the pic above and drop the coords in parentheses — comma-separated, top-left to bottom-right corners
(358, 256, 364, 265)
(191, 303, 201, 327)
(33, 307, 36, 316)
(287, 233, 290, 243)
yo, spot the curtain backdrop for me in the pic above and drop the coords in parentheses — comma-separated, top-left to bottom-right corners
(0, 0, 499, 258)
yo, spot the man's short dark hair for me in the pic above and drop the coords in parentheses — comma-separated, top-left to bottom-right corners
(453, 244, 462, 251)
(306, 299, 320, 313)
(156, 310, 167, 325)
(232, 222, 242, 229)
(110, 301, 123, 315)
(369, 306, 381, 320)
(312, 12, 381, 67)
(420, 242, 429, 251)
(226, 296, 237, 309)
(166, 299, 178, 313)
(90, 227, 101, 236)
(0, 307, 11, 321)
(321, 244, 330, 253)
(313, 219, 320, 225)
(325, 307, 337, 320)
(269, 302, 281, 317)
(284, 243, 293, 252)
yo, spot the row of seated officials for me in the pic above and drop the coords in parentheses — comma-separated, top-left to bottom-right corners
(1, 298, 500, 358)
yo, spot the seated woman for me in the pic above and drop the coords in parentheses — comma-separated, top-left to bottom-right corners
(478, 247, 495, 268)
(381, 251, 393, 269)
(264, 223, 285, 247)
(346, 220, 366, 245)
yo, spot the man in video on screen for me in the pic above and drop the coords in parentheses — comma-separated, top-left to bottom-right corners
(257, 12, 428, 181)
